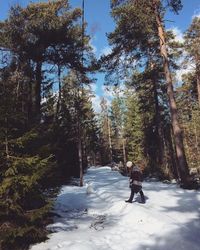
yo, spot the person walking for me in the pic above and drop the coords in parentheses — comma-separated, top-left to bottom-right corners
(125, 161, 145, 203)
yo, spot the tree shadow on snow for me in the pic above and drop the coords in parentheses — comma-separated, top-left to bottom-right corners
(135, 181, 200, 250)
(138, 218, 200, 250)
(47, 189, 121, 233)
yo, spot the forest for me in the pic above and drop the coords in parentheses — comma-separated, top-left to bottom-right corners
(0, 0, 199, 249)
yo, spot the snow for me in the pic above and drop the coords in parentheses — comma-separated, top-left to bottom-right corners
(30, 166, 200, 250)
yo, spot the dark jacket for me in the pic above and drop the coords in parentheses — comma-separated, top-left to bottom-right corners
(129, 166, 143, 193)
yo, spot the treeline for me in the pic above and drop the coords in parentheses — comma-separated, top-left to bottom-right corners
(0, 1, 99, 248)
(99, 0, 200, 185)
(0, 0, 200, 248)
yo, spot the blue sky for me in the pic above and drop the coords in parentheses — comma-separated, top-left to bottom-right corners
(1, 0, 200, 110)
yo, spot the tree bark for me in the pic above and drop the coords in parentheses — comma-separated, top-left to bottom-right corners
(150, 61, 164, 165)
(197, 75, 200, 107)
(122, 137, 127, 165)
(196, 63, 200, 107)
(5, 118, 9, 159)
(77, 87, 83, 187)
(34, 61, 42, 121)
(107, 116, 113, 162)
(27, 78, 32, 124)
(153, 79, 163, 165)
(152, 0, 189, 184)
(78, 126, 83, 187)
(56, 65, 62, 119)
(167, 124, 179, 180)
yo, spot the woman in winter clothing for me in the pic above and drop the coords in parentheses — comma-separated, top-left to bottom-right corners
(125, 161, 145, 203)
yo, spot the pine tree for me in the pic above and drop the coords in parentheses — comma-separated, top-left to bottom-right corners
(0, 0, 92, 122)
(152, 0, 189, 184)
(54, 70, 99, 178)
(0, 64, 55, 249)
(123, 88, 144, 165)
(105, 0, 190, 185)
(0, 1, 98, 247)
(184, 16, 200, 107)
(110, 88, 126, 164)
(98, 97, 113, 165)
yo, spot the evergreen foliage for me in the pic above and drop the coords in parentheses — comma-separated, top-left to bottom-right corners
(0, 0, 200, 248)
(0, 1, 98, 248)
(100, 0, 180, 179)
(123, 89, 144, 163)
(98, 97, 113, 165)
(184, 16, 200, 106)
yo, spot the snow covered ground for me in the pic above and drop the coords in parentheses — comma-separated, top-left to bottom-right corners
(30, 166, 200, 250)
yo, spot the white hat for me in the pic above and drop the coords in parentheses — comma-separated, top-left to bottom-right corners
(126, 161, 133, 168)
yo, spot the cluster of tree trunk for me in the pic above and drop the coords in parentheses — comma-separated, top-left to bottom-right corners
(0, 0, 200, 249)
(0, 1, 99, 249)
(99, 0, 200, 187)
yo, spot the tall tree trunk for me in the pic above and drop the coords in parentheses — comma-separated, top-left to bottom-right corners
(56, 65, 62, 119)
(153, 0, 189, 184)
(196, 62, 200, 107)
(78, 125, 83, 187)
(92, 151, 96, 166)
(193, 113, 199, 157)
(34, 61, 42, 121)
(5, 117, 9, 159)
(197, 75, 200, 107)
(78, 0, 85, 187)
(153, 80, 163, 165)
(27, 79, 32, 124)
(122, 137, 128, 175)
(122, 137, 127, 165)
(76, 93, 84, 186)
(150, 61, 164, 165)
(82, 129, 87, 170)
(107, 116, 113, 162)
(166, 124, 179, 180)
(77, 86, 83, 187)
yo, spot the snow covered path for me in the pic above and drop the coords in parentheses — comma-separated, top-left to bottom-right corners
(30, 167, 200, 250)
